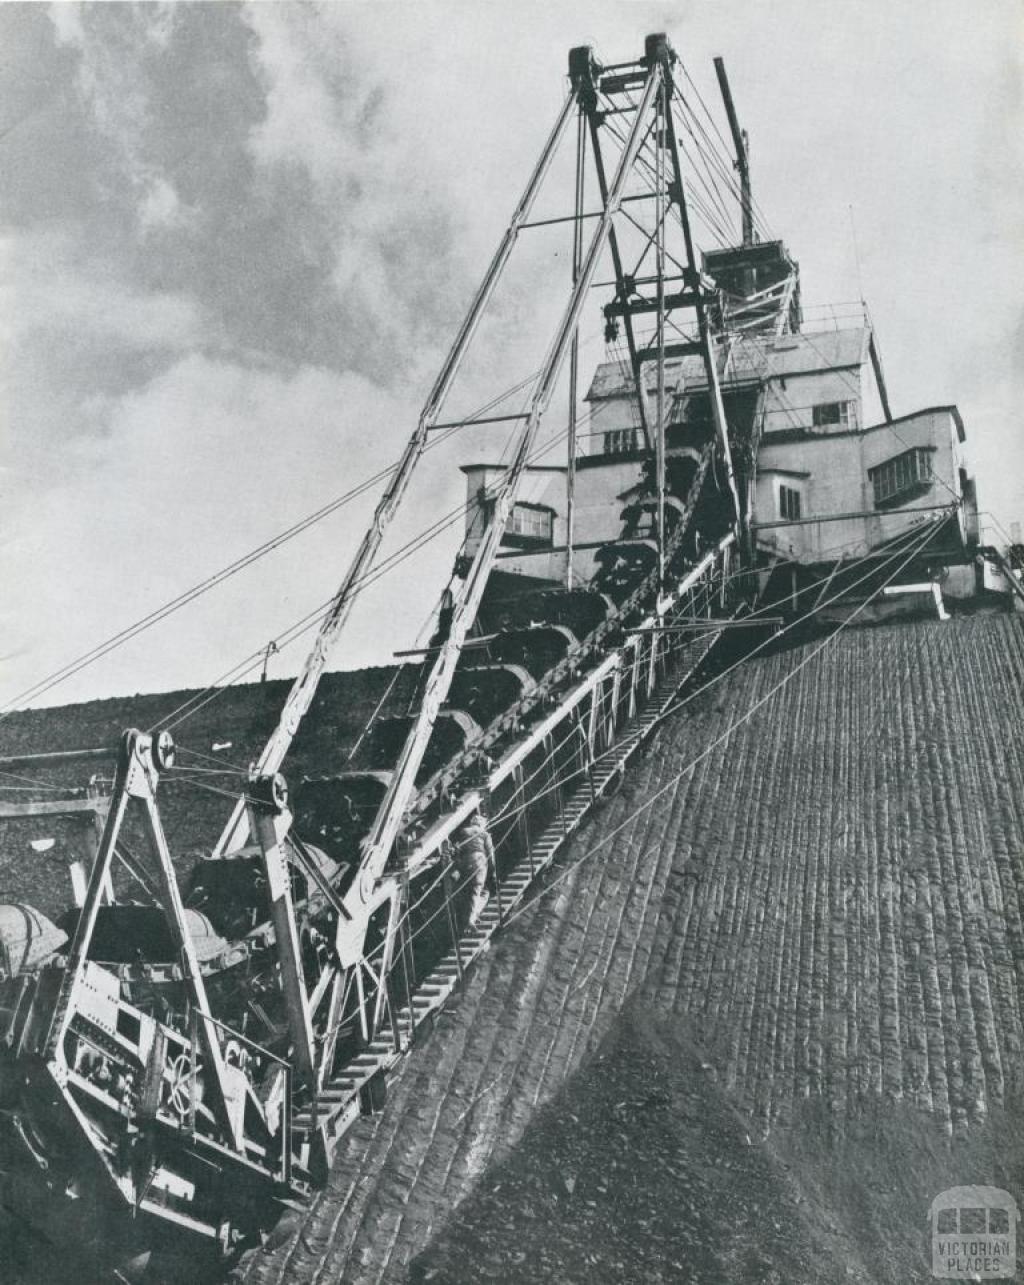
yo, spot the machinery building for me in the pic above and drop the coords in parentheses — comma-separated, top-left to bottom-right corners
(464, 241, 982, 607)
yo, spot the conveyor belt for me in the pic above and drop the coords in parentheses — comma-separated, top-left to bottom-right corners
(291, 615, 731, 1139)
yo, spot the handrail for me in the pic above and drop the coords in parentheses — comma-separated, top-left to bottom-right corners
(409, 446, 714, 816)
(402, 532, 733, 877)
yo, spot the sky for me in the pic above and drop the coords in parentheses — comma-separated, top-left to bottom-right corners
(1, 1, 1022, 712)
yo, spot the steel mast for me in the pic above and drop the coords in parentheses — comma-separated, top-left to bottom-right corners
(713, 56, 753, 247)
(329, 33, 743, 1019)
(212, 89, 580, 860)
(243, 33, 746, 1082)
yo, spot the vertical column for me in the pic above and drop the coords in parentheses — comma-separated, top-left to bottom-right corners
(371, 891, 404, 1037)
(566, 107, 586, 588)
(661, 78, 741, 527)
(655, 78, 668, 588)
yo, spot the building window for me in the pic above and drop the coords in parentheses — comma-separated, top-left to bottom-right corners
(779, 485, 802, 522)
(868, 447, 933, 508)
(812, 401, 852, 429)
(603, 428, 637, 457)
(503, 504, 553, 547)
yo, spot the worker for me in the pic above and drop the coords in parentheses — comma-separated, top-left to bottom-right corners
(429, 587, 456, 651)
(454, 810, 494, 927)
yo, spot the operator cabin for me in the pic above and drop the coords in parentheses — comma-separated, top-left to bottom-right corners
(461, 240, 980, 603)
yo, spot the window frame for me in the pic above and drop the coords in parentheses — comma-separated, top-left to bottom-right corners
(503, 502, 555, 548)
(868, 447, 934, 509)
(779, 484, 802, 522)
(603, 428, 638, 457)
(811, 401, 853, 430)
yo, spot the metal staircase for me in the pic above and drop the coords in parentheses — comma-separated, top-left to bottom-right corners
(292, 537, 737, 1142)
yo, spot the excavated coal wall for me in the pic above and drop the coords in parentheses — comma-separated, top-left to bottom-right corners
(232, 613, 1024, 1284)
(0, 667, 406, 918)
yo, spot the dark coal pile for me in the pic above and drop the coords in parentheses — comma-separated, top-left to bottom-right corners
(773, 1094, 1024, 1285)
(409, 1009, 871, 1284)
(410, 1007, 1024, 1283)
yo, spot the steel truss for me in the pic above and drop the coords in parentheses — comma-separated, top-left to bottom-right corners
(0, 34, 761, 1248)
(266, 35, 748, 1093)
(1, 732, 300, 1250)
(230, 33, 753, 1180)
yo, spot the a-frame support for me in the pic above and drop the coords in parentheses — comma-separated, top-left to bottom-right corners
(345, 61, 664, 952)
(44, 730, 243, 1149)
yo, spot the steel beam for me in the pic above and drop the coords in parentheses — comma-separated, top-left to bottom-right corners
(661, 76, 742, 528)
(602, 290, 703, 317)
(347, 69, 666, 954)
(629, 616, 783, 631)
(212, 86, 580, 860)
(428, 413, 529, 430)
(140, 788, 241, 1148)
(43, 731, 241, 1149)
(585, 93, 652, 449)
(868, 330, 894, 423)
(44, 734, 133, 1059)
(713, 57, 753, 246)
(248, 784, 317, 1083)
(566, 104, 586, 588)
(753, 503, 956, 529)
(0, 746, 113, 771)
(0, 797, 101, 818)
(654, 77, 668, 586)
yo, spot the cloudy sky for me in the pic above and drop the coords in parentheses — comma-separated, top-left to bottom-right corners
(1, 1, 1021, 712)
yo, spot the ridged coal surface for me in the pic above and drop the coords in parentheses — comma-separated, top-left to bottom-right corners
(233, 614, 1024, 1283)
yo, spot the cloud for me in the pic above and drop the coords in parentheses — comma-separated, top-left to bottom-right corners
(46, 2, 83, 47)
(243, 6, 355, 191)
(2, 228, 203, 353)
(48, 1, 191, 232)
(237, 2, 599, 397)
(241, 4, 470, 388)
(0, 225, 211, 528)
(0, 352, 459, 707)
(138, 174, 188, 231)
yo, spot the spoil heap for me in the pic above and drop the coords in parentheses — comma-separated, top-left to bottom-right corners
(410, 1007, 873, 1284)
